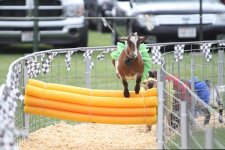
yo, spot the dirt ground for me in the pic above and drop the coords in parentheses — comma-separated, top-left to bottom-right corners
(19, 122, 157, 150)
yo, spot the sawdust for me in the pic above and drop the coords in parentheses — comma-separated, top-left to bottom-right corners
(19, 122, 157, 150)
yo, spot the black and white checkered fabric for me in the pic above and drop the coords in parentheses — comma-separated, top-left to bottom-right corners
(0, 84, 26, 150)
(83, 50, 94, 69)
(40, 54, 45, 65)
(11, 63, 23, 101)
(174, 44, 185, 62)
(219, 41, 225, 47)
(42, 52, 58, 75)
(97, 49, 114, 61)
(151, 46, 161, 64)
(25, 56, 41, 78)
(0, 85, 17, 150)
(1, 64, 27, 149)
(200, 43, 212, 61)
(65, 51, 74, 71)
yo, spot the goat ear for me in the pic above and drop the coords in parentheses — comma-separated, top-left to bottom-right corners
(118, 36, 128, 41)
(133, 32, 138, 36)
(148, 70, 157, 78)
(139, 36, 147, 42)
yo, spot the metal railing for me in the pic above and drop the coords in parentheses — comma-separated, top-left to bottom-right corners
(0, 40, 225, 149)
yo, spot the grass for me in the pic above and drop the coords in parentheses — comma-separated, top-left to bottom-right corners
(167, 128, 225, 149)
(0, 30, 113, 85)
(88, 30, 112, 46)
(0, 54, 23, 84)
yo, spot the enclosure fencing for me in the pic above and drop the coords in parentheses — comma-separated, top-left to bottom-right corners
(0, 40, 225, 149)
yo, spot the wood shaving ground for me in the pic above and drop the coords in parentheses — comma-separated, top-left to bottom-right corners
(19, 122, 157, 150)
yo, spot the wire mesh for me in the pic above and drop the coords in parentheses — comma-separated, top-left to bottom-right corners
(0, 40, 225, 149)
(160, 42, 225, 149)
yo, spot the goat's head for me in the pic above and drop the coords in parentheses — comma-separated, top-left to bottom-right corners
(118, 32, 146, 59)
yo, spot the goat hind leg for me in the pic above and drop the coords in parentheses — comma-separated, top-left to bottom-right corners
(202, 108, 211, 125)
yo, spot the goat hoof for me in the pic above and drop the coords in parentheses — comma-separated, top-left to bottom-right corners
(124, 90, 130, 97)
(135, 86, 140, 94)
(124, 92, 130, 97)
(145, 125, 152, 133)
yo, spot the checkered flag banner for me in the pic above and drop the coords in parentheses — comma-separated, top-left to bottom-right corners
(200, 43, 212, 61)
(151, 46, 161, 64)
(174, 44, 185, 62)
(42, 52, 58, 75)
(25, 56, 41, 78)
(11, 63, 23, 101)
(12, 63, 21, 88)
(65, 51, 74, 71)
(0, 84, 26, 150)
(97, 49, 114, 61)
(219, 41, 225, 46)
(40, 53, 45, 64)
(0, 85, 17, 150)
(83, 50, 94, 69)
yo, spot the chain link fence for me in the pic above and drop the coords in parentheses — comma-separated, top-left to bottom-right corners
(0, 40, 225, 149)
(157, 41, 225, 149)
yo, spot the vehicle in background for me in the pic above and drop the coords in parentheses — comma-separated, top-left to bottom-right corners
(0, 0, 88, 48)
(111, 0, 225, 44)
(84, 0, 113, 32)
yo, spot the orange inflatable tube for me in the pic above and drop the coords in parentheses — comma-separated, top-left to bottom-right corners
(28, 79, 157, 98)
(24, 106, 156, 125)
(24, 79, 158, 124)
(24, 95, 157, 116)
(25, 85, 158, 108)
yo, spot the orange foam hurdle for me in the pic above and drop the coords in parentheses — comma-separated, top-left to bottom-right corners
(24, 79, 158, 125)
(25, 85, 158, 108)
(28, 79, 157, 98)
(24, 96, 157, 116)
(24, 106, 156, 124)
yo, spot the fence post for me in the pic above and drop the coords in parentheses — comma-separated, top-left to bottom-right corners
(180, 101, 189, 149)
(218, 50, 224, 94)
(191, 53, 196, 124)
(23, 60, 30, 135)
(85, 57, 91, 88)
(218, 49, 224, 86)
(157, 80, 165, 149)
(205, 128, 213, 149)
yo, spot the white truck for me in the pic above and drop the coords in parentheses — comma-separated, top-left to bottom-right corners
(0, 0, 88, 48)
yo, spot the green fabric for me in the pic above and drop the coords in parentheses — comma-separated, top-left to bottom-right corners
(111, 42, 151, 81)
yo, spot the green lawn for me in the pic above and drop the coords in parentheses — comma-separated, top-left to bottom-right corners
(0, 30, 112, 85)
(167, 127, 225, 149)
(0, 54, 23, 84)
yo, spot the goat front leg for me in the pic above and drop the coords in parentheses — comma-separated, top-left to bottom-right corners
(122, 79, 130, 97)
(134, 74, 142, 94)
